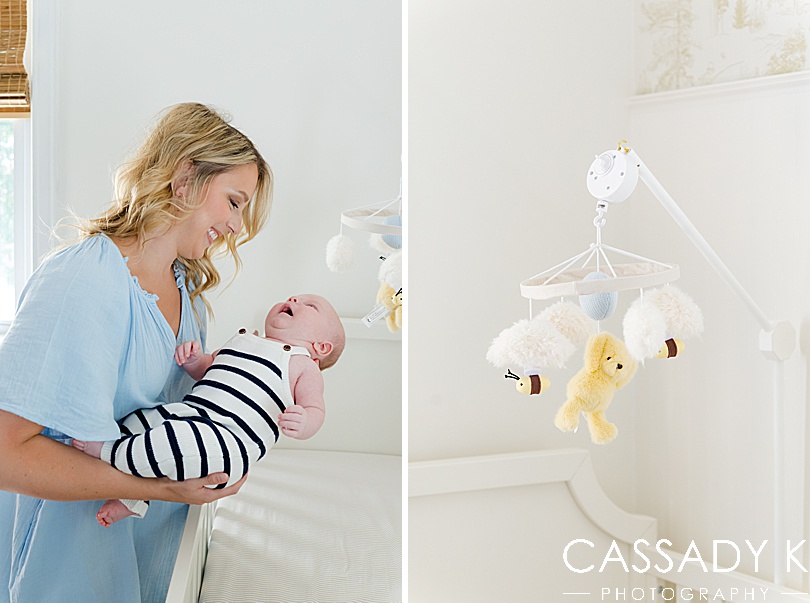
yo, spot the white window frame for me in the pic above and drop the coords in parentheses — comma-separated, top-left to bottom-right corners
(13, 119, 31, 313)
(0, 0, 58, 336)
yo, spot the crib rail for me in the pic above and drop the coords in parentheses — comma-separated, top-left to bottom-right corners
(410, 448, 657, 545)
(410, 448, 659, 598)
(411, 449, 810, 601)
(165, 502, 217, 603)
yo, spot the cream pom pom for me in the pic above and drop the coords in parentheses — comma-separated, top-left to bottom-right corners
(622, 296, 667, 362)
(325, 234, 354, 272)
(486, 316, 576, 371)
(646, 285, 704, 340)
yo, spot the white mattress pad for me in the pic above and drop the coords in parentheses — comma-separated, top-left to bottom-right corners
(199, 449, 401, 603)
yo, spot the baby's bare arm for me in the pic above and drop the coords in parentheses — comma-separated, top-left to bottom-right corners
(175, 341, 215, 381)
(278, 358, 325, 440)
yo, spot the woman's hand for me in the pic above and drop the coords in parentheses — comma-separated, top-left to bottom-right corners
(157, 472, 248, 505)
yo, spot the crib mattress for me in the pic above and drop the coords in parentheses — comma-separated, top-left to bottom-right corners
(198, 449, 401, 603)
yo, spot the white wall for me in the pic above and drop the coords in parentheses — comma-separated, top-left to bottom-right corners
(409, 0, 636, 504)
(36, 0, 402, 455)
(409, 0, 810, 597)
(627, 76, 810, 588)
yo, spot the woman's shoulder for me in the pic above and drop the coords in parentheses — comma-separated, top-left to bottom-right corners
(46, 233, 122, 267)
(43, 234, 130, 280)
(23, 234, 130, 302)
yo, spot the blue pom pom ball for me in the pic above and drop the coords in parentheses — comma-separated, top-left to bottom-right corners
(382, 215, 402, 249)
(579, 271, 618, 321)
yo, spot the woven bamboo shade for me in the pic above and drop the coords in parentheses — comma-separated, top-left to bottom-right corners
(0, 0, 28, 114)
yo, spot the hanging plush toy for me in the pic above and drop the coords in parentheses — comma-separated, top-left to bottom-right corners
(503, 369, 551, 395)
(486, 301, 595, 395)
(622, 285, 703, 362)
(325, 190, 401, 273)
(376, 249, 402, 332)
(325, 233, 355, 272)
(377, 282, 402, 332)
(554, 331, 638, 444)
(486, 314, 572, 395)
(579, 271, 619, 321)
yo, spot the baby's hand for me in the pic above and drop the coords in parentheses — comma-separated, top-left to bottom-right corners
(175, 341, 202, 366)
(278, 405, 309, 440)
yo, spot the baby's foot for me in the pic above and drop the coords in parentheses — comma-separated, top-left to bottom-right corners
(71, 439, 103, 458)
(96, 500, 135, 528)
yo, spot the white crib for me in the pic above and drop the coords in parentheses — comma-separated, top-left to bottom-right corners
(167, 449, 401, 603)
(409, 449, 810, 602)
(166, 318, 402, 603)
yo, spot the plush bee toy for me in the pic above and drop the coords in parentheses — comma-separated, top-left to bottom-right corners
(504, 369, 551, 395)
(656, 337, 684, 359)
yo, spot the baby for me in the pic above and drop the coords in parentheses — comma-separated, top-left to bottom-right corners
(74, 294, 345, 527)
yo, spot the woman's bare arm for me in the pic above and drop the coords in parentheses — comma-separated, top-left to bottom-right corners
(0, 409, 245, 503)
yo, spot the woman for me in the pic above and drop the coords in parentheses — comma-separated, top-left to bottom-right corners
(0, 102, 273, 602)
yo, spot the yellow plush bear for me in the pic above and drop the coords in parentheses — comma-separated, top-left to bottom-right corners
(554, 331, 638, 444)
(377, 282, 402, 332)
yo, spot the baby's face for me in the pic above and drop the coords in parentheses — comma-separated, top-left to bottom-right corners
(264, 294, 340, 352)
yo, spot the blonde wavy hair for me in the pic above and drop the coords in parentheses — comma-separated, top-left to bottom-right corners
(76, 102, 273, 321)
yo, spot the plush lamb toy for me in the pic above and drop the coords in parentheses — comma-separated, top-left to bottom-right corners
(486, 301, 595, 395)
(623, 285, 703, 362)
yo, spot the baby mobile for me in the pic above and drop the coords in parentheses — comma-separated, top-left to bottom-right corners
(486, 142, 704, 444)
(325, 179, 403, 332)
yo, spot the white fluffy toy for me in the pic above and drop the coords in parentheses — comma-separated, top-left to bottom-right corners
(486, 302, 595, 395)
(542, 300, 597, 347)
(325, 233, 355, 272)
(378, 249, 402, 292)
(326, 216, 401, 272)
(623, 285, 704, 362)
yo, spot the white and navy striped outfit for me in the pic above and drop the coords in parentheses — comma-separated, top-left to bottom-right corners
(100, 332, 309, 516)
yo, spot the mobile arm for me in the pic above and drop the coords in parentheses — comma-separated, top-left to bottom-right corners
(588, 143, 796, 585)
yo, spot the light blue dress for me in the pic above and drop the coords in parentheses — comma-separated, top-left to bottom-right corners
(0, 234, 207, 603)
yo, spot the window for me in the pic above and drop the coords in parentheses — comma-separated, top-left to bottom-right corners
(0, 0, 31, 331)
(0, 118, 28, 329)
(0, 120, 13, 322)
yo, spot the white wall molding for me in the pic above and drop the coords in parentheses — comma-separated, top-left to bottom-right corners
(629, 71, 810, 108)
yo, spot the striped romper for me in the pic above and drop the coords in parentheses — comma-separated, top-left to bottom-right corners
(100, 332, 309, 516)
